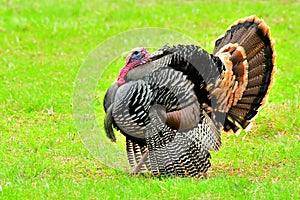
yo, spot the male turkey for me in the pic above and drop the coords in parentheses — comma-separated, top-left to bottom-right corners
(103, 16, 276, 177)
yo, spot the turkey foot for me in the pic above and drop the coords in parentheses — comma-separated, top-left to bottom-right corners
(130, 150, 149, 175)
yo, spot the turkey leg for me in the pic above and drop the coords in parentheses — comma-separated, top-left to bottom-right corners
(130, 150, 149, 175)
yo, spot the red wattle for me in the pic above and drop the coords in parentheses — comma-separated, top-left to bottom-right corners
(116, 63, 135, 86)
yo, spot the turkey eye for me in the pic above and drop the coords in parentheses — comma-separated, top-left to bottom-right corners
(131, 51, 142, 60)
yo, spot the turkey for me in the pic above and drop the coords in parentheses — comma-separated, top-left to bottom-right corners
(103, 15, 276, 177)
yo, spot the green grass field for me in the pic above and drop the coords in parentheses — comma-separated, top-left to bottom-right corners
(1, 0, 299, 199)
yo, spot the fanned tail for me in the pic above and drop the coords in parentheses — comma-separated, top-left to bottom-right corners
(213, 15, 276, 133)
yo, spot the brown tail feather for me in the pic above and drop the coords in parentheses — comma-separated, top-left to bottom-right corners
(213, 15, 276, 132)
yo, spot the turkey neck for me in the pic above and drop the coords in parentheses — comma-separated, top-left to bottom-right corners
(124, 62, 156, 82)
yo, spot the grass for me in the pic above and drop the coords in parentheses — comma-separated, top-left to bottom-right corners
(1, 0, 300, 199)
